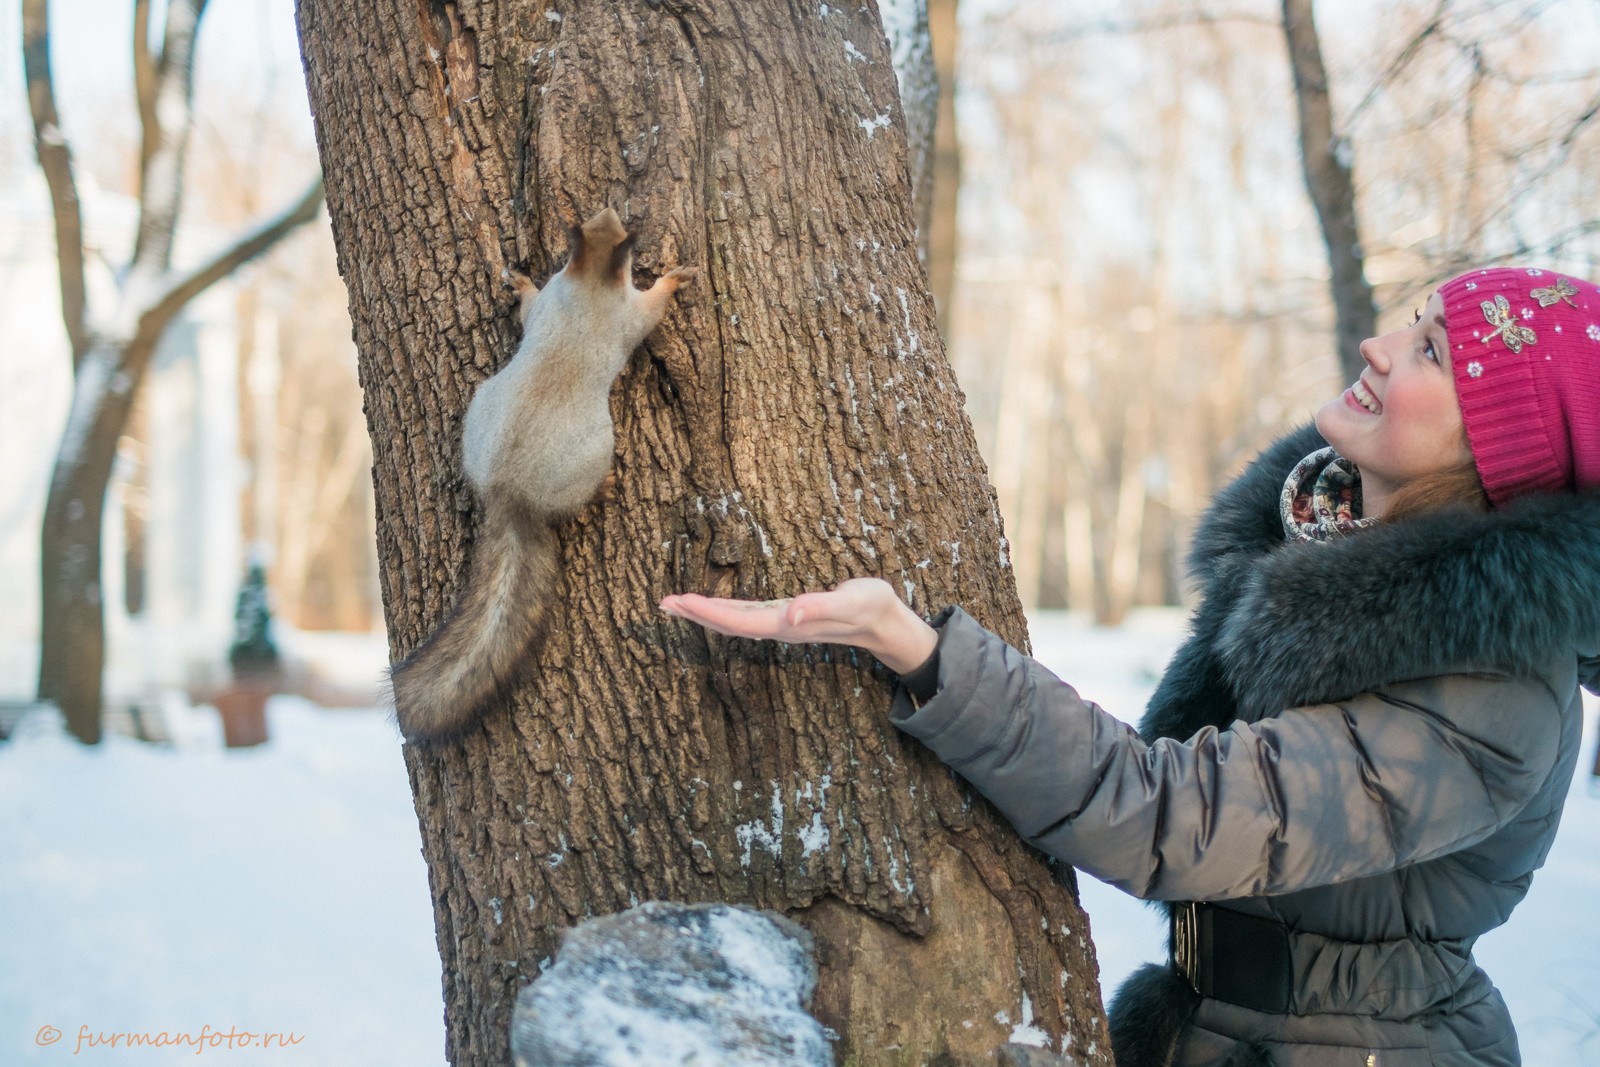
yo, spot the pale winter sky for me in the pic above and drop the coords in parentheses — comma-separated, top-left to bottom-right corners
(0, 0, 313, 185)
(0, 0, 1418, 181)
(5, 0, 1595, 186)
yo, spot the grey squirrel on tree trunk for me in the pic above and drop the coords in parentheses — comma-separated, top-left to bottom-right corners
(391, 208, 697, 744)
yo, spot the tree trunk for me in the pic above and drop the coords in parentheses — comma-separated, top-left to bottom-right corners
(37, 342, 147, 743)
(1282, 0, 1376, 384)
(296, 2, 1110, 1065)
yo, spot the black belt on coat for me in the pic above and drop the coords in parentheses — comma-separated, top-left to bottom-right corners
(1171, 901, 1293, 1015)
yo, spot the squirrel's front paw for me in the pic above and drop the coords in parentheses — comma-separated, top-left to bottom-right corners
(662, 265, 700, 291)
(594, 469, 620, 504)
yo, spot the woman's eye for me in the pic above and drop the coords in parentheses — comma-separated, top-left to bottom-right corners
(1423, 338, 1440, 363)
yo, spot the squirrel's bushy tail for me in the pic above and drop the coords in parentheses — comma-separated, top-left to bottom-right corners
(390, 499, 557, 744)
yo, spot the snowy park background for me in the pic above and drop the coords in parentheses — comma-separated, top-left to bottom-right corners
(4, 0, 1600, 1063)
(2, 610, 1597, 1066)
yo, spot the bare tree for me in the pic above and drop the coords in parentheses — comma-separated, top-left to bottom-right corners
(1282, 0, 1377, 383)
(884, 0, 937, 260)
(295, 1, 1111, 1064)
(23, 0, 324, 742)
(928, 0, 962, 335)
(881, 0, 961, 336)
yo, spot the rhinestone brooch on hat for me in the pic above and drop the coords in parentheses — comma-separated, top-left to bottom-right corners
(1481, 295, 1536, 354)
(1531, 277, 1579, 308)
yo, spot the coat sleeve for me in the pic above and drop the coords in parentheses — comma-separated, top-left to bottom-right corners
(891, 608, 1566, 901)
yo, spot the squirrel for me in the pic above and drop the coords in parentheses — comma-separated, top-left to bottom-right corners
(391, 208, 697, 744)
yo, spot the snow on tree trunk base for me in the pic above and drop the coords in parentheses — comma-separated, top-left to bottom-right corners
(509, 901, 1093, 1067)
(509, 902, 830, 1066)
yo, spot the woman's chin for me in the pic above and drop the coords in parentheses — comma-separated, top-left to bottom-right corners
(1313, 400, 1346, 444)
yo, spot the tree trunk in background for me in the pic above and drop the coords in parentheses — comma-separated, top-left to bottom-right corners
(36, 342, 138, 744)
(882, 0, 959, 337)
(928, 0, 961, 336)
(884, 0, 936, 272)
(296, 2, 1109, 1065)
(1282, 0, 1376, 384)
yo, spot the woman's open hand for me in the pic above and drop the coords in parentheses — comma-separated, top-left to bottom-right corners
(659, 577, 938, 674)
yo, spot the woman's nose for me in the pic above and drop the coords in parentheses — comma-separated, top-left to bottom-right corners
(1358, 333, 1389, 373)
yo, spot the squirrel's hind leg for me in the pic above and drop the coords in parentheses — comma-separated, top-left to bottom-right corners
(508, 271, 540, 321)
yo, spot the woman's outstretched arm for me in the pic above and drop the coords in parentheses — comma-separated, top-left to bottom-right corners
(663, 587, 1568, 900)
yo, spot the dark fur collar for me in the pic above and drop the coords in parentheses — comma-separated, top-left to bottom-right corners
(1141, 424, 1600, 741)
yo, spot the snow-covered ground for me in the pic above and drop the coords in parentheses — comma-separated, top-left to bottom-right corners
(0, 701, 443, 1065)
(1, 612, 1596, 1065)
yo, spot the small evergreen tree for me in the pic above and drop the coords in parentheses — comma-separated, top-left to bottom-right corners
(228, 563, 280, 681)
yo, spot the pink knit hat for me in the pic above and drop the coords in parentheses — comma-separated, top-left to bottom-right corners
(1440, 267, 1600, 506)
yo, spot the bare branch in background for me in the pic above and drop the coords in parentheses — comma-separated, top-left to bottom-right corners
(131, 0, 206, 271)
(1342, 0, 1452, 130)
(1494, 88, 1600, 209)
(1421, 218, 1600, 286)
(133, 0, 158, 177)
(21, 0, 89, 362)
(143, 177, 325, 340)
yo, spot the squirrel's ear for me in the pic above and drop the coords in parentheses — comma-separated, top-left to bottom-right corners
(565, 223, 590, 275)
(606, 233, 637, 284)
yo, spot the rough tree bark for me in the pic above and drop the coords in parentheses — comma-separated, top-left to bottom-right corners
(1282, 0, 1377, 384)
(296, 2, 1110, 1064)
(24, 0, 323, 742)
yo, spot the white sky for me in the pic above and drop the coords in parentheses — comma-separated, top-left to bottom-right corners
(0, 0, 313, 185)
(7, 0, 1595, 179)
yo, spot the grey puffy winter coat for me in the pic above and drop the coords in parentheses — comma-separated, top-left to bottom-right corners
(890, 426, 1600, 1067)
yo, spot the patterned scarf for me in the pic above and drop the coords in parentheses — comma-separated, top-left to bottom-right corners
(1280, 447, 1377, 543)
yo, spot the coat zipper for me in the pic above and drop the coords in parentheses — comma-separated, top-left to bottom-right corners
(1366, 1054, 1378, 1067)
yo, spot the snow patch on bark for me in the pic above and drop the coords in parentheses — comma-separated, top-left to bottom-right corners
(735, 781, 785, 866)
(510, 902, 831, 1067)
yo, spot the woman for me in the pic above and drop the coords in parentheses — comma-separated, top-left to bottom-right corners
(661, 267, 1600, 1066)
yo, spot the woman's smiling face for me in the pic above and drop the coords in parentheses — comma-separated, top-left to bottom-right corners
(1314, 289, 1473, 518)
